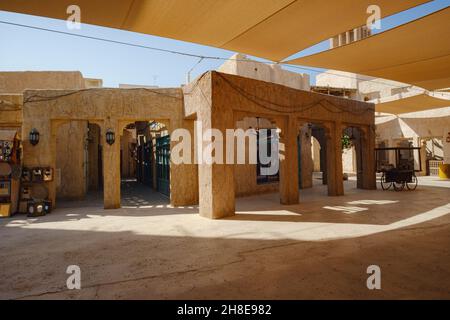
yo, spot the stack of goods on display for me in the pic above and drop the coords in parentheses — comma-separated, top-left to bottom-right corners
(0, 130, 21, 218)
(20, 167, 53, 217)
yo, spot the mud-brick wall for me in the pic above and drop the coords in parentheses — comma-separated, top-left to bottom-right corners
(56, 121, 88, 200)
(0, 94, 23, 132)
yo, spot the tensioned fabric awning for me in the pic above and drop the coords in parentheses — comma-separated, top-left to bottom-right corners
(0, 0, 429, 62)
(371, 91, 450, 114)
(286, 7, 450, 91)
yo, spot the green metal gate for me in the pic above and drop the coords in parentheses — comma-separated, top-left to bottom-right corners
(156, 135, 170, 197)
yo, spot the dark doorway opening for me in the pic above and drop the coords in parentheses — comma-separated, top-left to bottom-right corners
(120, 121, 170, 207)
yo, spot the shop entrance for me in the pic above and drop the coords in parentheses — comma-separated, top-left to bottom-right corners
(120, 121, 170, 207)
(156, 135, 170, 197)
(136, 135, 153, 187)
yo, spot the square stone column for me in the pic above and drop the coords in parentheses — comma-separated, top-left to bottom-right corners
(197, 109, 235, 219)
(361, 125, 377, 190)
(170, 119, 199, 206)
(48, 121, 59, 207)
(102, 120, 121, 209)
(418, 139, 427, 176)
(298, 123, 313, 189)
(325, 122, 344, 196)
(279, 117, 299, 205)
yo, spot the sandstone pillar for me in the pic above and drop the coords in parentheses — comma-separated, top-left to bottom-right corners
(170, 119, 199, 206)
(279, 117, 299, 204)
(198, 109, 235, 219)
(55, 121, 88, 200)
(298, 123, 313, 189)
(102, 120, 121, 209)
(419, 139, 427, 176)
(325, 122, 344, 196)
(48, 121, 58, 207)
(361, 125, 377, 190)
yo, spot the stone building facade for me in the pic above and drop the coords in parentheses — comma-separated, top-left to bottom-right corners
(218, 53, 310, 91)
(0, 70, 376, 219)
(314, 70, 450, 175)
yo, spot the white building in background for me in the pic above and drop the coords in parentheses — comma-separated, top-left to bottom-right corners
(217, 52, 450, 177)
(218, 53, 310, 91)
(313, 26, 450, 175)
(119, 84, 159, 89)
(314, 70, 415, 102)
(314, 71, 450, 176)
(330, 26, 372, 48)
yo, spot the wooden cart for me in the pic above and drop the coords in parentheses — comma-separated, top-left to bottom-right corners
(375, 147, 422, 191)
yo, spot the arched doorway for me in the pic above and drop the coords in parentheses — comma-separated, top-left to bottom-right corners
(233, 116, 280, 198)
(298, 123, 328, 189)
(119, 121, 170, 208)
(53, 121, 105, 208)
(342, 126, 364, 189)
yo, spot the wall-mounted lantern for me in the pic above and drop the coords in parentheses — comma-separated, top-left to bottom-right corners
(29, 128, 40, 146)
(106, 129, 115, 146)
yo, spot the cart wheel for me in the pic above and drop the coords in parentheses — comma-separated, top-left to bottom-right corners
(380, 173, 392, 190)
(393, 182, 405, 191)
(406, 174, 418, 191)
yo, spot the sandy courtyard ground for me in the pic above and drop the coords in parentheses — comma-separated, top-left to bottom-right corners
(0, 177, 449, 300)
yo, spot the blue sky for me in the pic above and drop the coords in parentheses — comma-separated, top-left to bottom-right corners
(0, 0, 448, 87)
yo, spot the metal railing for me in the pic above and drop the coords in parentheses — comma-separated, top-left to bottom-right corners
(428, 160, 444, 176)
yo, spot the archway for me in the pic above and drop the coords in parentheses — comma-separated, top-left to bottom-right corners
(298, 122, 328, 190)
(119, 120, 170, 208)
(342, 126, 364, 189)
(86, 122, 103, 201)
(234, 116, 280, 198)
(52, 121, 106, 208)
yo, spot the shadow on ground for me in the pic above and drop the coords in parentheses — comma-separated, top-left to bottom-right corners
(0, 179, 449, 299)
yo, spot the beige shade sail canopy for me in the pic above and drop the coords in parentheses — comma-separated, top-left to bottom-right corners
(0, 0, 429, 62)
(372, 92, 450, 114)
(287, 7, 450, 90)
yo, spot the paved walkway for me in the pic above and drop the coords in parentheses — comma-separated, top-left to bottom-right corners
(0, 179, 449, 299)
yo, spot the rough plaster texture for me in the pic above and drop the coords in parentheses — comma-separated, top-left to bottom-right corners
(55, 121, 88, 200)
(219, 53, 310, 91)
(0, 71, 85, 94)
(184, 71, 376, 219)
(20, 87, 197, 210)
(0, 94, 22, 132)
(1, 71, 376, 219)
